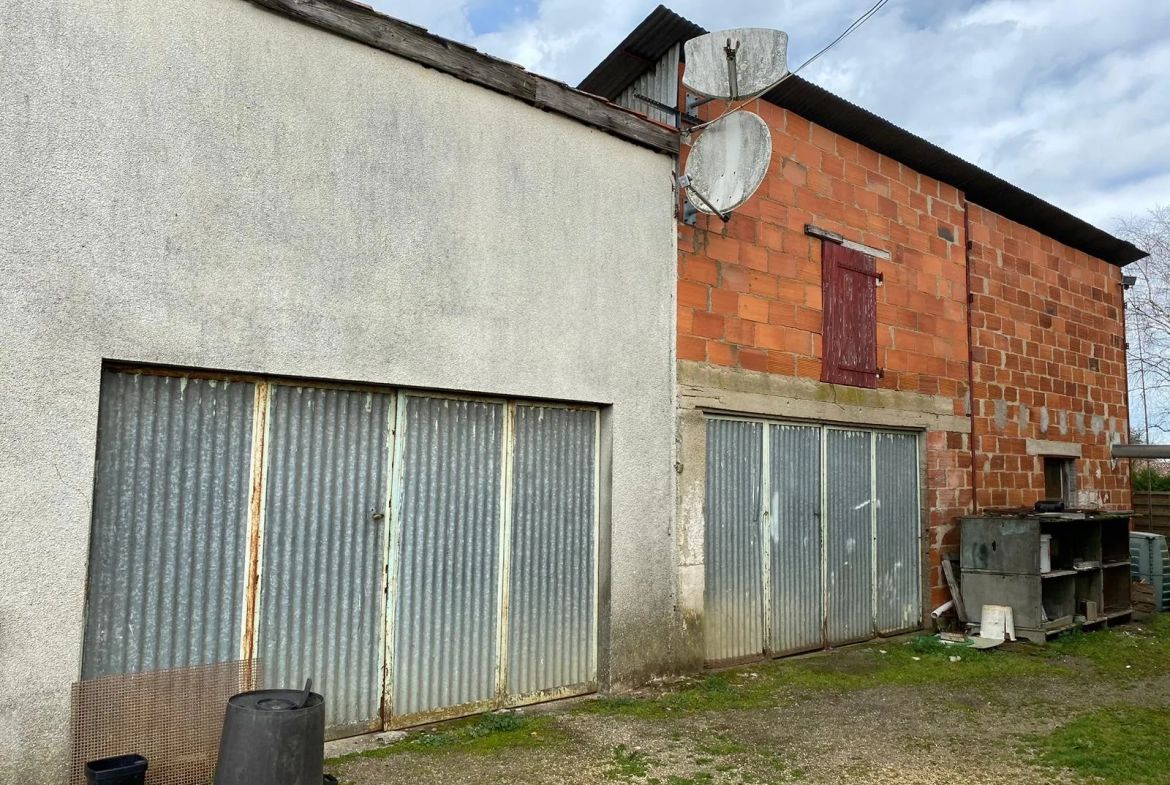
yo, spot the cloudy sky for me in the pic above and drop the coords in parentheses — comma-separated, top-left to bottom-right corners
(366, 0, 1170, 233)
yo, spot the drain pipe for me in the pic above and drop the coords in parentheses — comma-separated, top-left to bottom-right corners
(964, 200, 979, 512)
(1112, 444, 1170, 459)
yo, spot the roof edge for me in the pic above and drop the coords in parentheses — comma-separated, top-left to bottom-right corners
(580, 6, 1147, 266)
(245, 0, 679, 155)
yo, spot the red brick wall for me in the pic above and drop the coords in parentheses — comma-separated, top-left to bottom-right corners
(678, 100, 971, 402)
(679, 100, 1132, 611)
(968, 204, 1131, 511)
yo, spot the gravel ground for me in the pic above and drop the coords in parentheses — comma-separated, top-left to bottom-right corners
(329, 628, 1170, 785)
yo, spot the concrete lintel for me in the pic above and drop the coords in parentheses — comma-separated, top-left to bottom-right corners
(678, 361, 970, 433)
(1026, 439, 1083, 458)
(805, 223, 892, 261)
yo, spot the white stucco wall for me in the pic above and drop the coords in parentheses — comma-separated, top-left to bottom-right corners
(0, 0, 678, 778)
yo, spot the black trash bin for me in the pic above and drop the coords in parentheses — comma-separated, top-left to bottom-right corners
(85, 754, 147, 785)
(214, 683, 325, 785)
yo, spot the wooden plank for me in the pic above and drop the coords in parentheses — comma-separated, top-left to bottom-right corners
(941, 555, 967, 623)
(246, 0, 679, 155)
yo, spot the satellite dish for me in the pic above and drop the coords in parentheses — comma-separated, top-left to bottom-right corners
(683, 28, 789, 101)
(682, 111, 772, 217)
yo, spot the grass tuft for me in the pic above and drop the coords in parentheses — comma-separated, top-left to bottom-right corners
(325, 712, 556, 767)
(605, 744, 652, 780)
(1027, 707, 1170, 784)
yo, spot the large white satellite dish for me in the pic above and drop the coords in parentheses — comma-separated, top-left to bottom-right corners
(682, 111, 772, 218)
(683, 28, 789, 101)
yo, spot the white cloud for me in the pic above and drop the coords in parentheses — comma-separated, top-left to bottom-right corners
(368, 0, 1170, 232)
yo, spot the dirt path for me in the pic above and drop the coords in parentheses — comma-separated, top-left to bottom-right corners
(328, 622, 1170, 785)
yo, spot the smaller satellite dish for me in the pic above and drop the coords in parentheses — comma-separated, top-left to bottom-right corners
(683, 28, 789, 101)
(683, 111, 772, 217)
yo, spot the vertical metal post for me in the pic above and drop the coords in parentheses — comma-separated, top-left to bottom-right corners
(760, 422, 772, 654)
(241, 380, 270, 687)
(591, 410, 602, 684)
(494, 402, 517, 704)
(915, 432, 925, 621)
(382, 391, 410, 723)
(870, 432, 879, 635)
(820, 424, 829, 646)
(375, 394, 398, 728)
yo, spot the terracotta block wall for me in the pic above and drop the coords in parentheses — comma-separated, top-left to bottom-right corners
(968, 204, 1131, 511)
(677, 100, 1131, 611)
(678, 99, 971, 403)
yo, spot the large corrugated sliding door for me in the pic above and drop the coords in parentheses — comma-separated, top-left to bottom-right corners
(704, 418, 921, 662)
(84, 369, 598, 737)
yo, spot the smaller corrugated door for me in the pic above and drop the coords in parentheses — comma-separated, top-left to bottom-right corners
(825, 428, 873, 645)
(875, 432, 921, 633)
(506, 405, 598, 701)
(83, 371, 254, 679)
(391, 395, 505, 723)
(704, 419, 764, 662)
(769, 424, 823, 655)
(257, 385, 393, 737)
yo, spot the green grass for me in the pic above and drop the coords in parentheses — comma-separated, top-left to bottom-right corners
(328, 619, 1170, 780)
(1048, 615, 1170, 680)
(1027, 707, 1170, 784)
(325, 712, 557, 767)
(580, 674, 770, 719)
(583, 618, 1170, 724)
(605, 744, 652, 780)
(665, 774, 713, 785)
(581, 636, 1054, 721)
(695, 735, 748, 756)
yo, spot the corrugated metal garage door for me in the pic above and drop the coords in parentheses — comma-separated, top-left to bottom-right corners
(506, 404, 598, 700)
(826, 428, 874, 645)
(704, 419, 764, 663)
(84, 370, 599, 736)
(769, 424, 822, 655)
(705, 418, 921, 660)
(388, 395, 599, 725)
(257, 385, 393, 736)
(83, 371, 254, 679)
(875, 432, 922, 634)
(391, 395, 506, 722)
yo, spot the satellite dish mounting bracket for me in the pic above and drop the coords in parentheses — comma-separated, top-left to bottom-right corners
(724, 38, 741, 100)
(677, 174, 731, 223)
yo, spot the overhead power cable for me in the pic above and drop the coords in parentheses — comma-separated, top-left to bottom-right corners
(794, 0, 893, 75)
(685, 0, 894, 134)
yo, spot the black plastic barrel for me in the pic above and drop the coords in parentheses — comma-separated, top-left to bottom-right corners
(85, 754, 147, 785)
(213, 687, 325, 785)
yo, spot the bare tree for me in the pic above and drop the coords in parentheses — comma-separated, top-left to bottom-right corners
(1118, 205, 1170, 441)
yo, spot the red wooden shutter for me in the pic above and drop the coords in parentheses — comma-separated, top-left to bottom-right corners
(821, 241, 879, 388)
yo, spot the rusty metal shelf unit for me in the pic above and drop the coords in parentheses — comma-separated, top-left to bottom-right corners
(959, 514, 1133, 643)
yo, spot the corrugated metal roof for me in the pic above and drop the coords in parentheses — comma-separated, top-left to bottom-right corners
(579, 5, 703, 99)
(579, 5, 1147, 266)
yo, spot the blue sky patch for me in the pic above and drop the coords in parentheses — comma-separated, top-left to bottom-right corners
(467, 0, 539, 35)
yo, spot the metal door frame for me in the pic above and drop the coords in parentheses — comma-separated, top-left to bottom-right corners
(704, 414, 923, 659)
